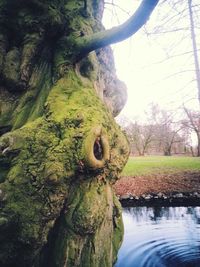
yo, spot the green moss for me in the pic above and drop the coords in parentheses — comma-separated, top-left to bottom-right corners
(0, 69, 129, 266)
(44, 162, 65, 184)
(0, 0, 130, 265)
(7, 164, 23, 183)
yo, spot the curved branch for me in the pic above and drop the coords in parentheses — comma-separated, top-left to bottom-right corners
(76, 0, 159, 59)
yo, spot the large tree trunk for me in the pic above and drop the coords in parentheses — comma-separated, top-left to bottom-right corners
(0, 0, 160, 266)
(0, 1, 130, 266)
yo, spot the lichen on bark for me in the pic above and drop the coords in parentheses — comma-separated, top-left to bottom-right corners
(0, 1, 130, 266)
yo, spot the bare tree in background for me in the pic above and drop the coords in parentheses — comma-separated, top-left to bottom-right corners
(123, 104, 187, 156)
(125, 122, 154, 155)
(183, 106, 200, 156)
(144, 0, 200, 106)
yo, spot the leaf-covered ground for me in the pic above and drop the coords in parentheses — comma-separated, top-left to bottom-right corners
(114, 171, 200, 197)
(114, 156, 200, 197)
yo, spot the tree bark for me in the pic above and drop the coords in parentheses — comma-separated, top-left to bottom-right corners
(0, 0, 158, 266)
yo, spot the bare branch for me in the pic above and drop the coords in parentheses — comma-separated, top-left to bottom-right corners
(75, 0, 159, 60)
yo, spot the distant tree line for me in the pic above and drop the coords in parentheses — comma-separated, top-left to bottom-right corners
(120, 104, 200, 157)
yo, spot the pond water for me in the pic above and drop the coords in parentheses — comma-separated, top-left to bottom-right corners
(115, 206, 200, 267)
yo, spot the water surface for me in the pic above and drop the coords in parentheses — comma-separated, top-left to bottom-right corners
(115, 206, 200, 267)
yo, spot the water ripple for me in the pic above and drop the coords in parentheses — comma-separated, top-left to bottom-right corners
(115, 207, 200, 267)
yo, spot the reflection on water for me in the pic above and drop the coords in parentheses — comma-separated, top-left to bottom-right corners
(115, 207, 200, 267)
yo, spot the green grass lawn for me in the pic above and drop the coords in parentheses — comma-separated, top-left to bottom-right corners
(122, 156, 200, 176)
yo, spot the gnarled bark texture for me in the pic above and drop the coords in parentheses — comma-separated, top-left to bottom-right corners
(0, 1, 130, 266)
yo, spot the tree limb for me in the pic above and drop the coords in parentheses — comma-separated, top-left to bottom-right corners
(76, 0, 159, 59)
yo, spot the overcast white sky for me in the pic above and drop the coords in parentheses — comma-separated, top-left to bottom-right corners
(103, 0, 200, 121)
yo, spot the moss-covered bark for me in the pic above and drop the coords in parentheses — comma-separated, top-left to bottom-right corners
(0, 1, 129, 266)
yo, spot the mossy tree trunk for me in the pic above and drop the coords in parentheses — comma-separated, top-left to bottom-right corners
(0, 1, 158, 266)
